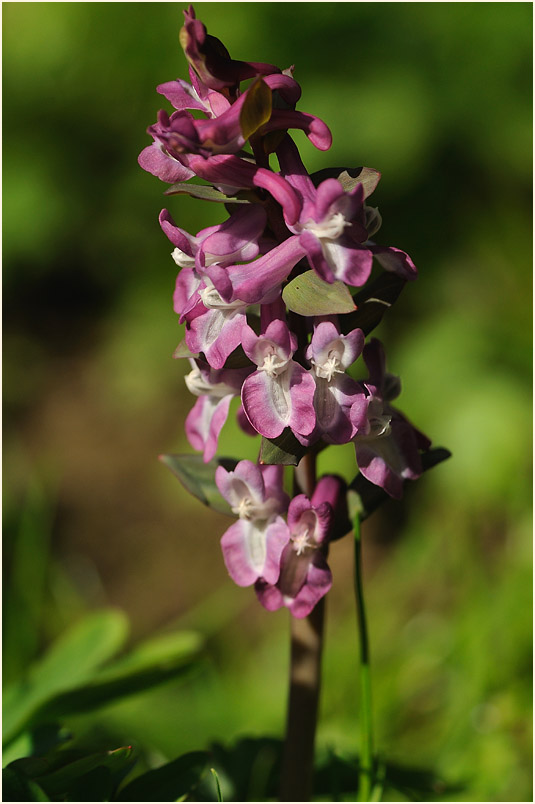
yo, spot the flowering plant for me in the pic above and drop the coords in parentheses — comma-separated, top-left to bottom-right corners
(141, 7, 449, 799)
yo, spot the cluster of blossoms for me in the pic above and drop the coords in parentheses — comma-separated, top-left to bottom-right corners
(141, 7, 431, 617)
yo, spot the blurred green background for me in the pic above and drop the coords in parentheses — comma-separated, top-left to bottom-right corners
(3, 2, 532, 801)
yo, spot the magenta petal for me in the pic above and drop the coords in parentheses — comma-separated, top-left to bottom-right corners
(300, 230, 334, 283)
(263, 73, 302, 105)
(263, 519, 291, 585)
(277, 544, 312, 600)
(263, 319, 293, 357)
(350, 393, 371, 435)
(242, 371, 290, 438)
(173, 269, 200, 317)
(277, 136, 318, 206)
(323, 239, 373, 286)
(288, 365, 317, 436)
(259, 464, 285, 497)
(311, 475, 346, 515)
(160, 209, 198, 253)
(371, 245, 418, 281)
(215, 460, 265, 508)
(220, 519, 267, 587)
(314, 179, 346, 222)
(307, 321, 340, 361)
(355, 442, 404, 500)
(289, 555, 332, 618)
(138, 144, 194, 183)
(315, 375, 361, 443)
(185, 393, 232, 462)
(255, 579, 285, 612)
(219, 236, 305, 304)
(188, 154, 301, 226)
(286, 494, 313, 532)
(188, 307, 246, 369)
(253, 168, 301, 227)
(201, 205, 267, 261)
(264, 110, 332, 152)
(354, 415, 424, 501)
(157, 79, 209, 112)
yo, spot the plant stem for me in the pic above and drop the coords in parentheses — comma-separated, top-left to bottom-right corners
(354, 513, 374, 801)
(279, 451, 324, 802)
(280, 598, 325, 801)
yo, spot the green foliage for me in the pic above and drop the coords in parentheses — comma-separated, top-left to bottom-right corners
(3, 746, 211, 803)
(310, 166, 381, 198)
(239, 77, 273, 141)
(342, 271, 406, 337)
(260, 428, 309, 467)
(116, 751, 209, 802)
(3, 610, 204, 759)
(159, 454, 238, 515)
(164, 183, 252, 204)
(282, 270, 357, 316)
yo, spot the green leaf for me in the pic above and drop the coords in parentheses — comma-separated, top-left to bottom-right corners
(349, 447, 452, 522)
(35, 631, 204, 721)
(221, 345, 252, 369)
(239, 77, 272, 141)
(116, 751, 209, 802)
(3, 610, 129, 746)
(208, 737, 281, 802)
(260, 430, 307, 467)
(2, 766, 49, 801)
(283, 270, 356, 316)
(29, 747, 134, 800)
(310, 166, 381, 199)
(340, 270, 406, 336)
(2, 724, 73, 767)
(159, 454, 237, 515)
(3, 479, 54, 685)
(211, 767, 223, 802)
(163, 183, 252, 204)
(173, 338, 198, 359)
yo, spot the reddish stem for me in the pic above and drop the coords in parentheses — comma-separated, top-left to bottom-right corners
(279, 451, 324, 801)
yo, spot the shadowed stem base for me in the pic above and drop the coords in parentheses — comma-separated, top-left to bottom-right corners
(279, 597, 326, 801)
(279, 451, 322, 801)
(354, 513, 374, 801)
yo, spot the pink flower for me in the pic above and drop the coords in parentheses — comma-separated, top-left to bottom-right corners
(184, 360, 251, 462)
(180, 5, 281, 95)
(216, 461, 290, 586)
(241, 320, 316, 439)
(278, 137, 417, 285)
(351, 339, 431, 498)
(305, 320, 367, 444)
(255, 475, 344, 618)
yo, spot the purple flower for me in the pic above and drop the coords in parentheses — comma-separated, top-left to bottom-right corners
(255, 475, 344, 618)
(157, 72, 231, 118)
(149, 95, 331, 159)
(184, 360, 251, 462)
(163, 206, 268, 368)
(216, 461, 290, 586)
(305, 320, 367, 444)
(351, 339, 431, 499)
(161, 205, 267, 277)
(205, 235, 305, 306)
(183, 286, 247, 370)
(241, 320, 316, 439)
(138, 115, 195, 184)
(187, 153, 302, 225)
(278, 137, 417, 285)
(180, 5, 281, 95)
